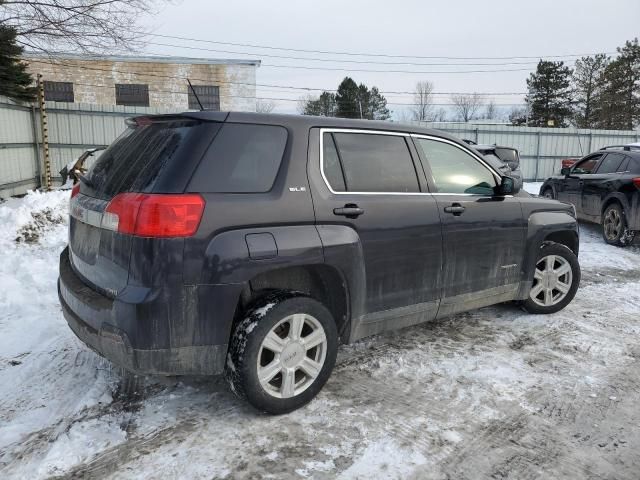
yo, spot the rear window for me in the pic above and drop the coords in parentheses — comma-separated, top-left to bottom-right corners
(84, 119, 204, 199)
(629, 157, 640, 174)
(494, 147, 519, 164)
(189, 123, 288, 193)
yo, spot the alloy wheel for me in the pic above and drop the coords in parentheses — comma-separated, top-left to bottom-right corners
(530, 254, 573, 307)
(257, 314, 327, 399)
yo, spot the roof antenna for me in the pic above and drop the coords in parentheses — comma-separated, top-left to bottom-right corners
(187, 78, 204, 111)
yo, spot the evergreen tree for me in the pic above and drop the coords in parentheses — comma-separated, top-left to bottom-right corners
(593, 38, 640, 130)
(0, 25, 36, 102)
(525, 60, 574, 127)
(335, 77, 360, 118)
(303, 92, 337, 116)
(573, 54, 608, 128)
(366, 86, 390, 120)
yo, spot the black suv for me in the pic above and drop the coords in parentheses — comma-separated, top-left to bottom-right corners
(539, 145, 640, 246)
(59, 112, 581, 414)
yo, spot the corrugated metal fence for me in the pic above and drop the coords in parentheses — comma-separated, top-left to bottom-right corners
(0, 96, 174, 198)
(421, 122, 640, 181)
(2, 98, 640, 197)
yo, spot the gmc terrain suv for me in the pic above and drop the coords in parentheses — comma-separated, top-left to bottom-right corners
(59, 112, 581, 414)
(540, 145, 640, 246)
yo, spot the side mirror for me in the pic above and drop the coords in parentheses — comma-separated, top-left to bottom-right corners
(495, 176, 519, 196)
(560, 167, 571, 176)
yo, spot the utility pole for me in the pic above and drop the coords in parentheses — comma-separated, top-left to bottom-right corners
(358, 100, 363, 119)
(36, 74, 52, 191)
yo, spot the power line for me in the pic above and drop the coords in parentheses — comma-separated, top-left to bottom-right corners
(144, 40, 570, 67)
(67, 81, 526, 106)
(141, 32, 615, 61)
(29, 58, 529, 96)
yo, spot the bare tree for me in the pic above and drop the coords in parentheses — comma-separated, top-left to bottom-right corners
(256, 99, 275, 113)
(484, 100, 497, 120)
(450, 93, 484, 122)
(411, 80, 434, 121)
(432, 107, 448, 122)
(0, 0, 163, 54)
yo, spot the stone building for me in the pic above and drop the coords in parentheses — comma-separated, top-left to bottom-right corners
(23, 53, 260, 111)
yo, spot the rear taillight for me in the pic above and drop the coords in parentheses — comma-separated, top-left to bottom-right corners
(633, 178, 640, 189)
(71, 183, 80, 199)
(104, 193, 205, 237)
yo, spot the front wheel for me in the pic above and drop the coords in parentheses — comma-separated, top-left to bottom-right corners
(522, 242, 580, 314)
(226, 293, 338, 414)
(602, 203, 636, 246)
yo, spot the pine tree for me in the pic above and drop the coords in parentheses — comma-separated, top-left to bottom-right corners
(525, 60, 574, 127)
(336, 77, 360, 118)
(594, 38, 640, 130)
(0, 26, 37, 102)
(573, 54, 608, 128)
(302, 92, 337, 116)
(366, 86, 390, 120)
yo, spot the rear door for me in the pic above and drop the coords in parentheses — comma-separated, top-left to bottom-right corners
(412, 135, 526, 317)
(309, 128, 443, 324)
(582, 153, 626, 219)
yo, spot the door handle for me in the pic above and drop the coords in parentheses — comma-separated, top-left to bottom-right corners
(444, 203, 465, 216)
(333, 204, 364, 218)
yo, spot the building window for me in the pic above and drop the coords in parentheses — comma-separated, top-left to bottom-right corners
(43, 81, 74, 102)
(115, 84, 149, 107)
(188, 85, 220, 110)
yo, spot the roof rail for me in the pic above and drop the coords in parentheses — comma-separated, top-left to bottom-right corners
(599, 145, 640, 151)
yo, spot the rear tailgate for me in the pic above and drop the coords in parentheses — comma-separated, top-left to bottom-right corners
(69, 116, 220, 295)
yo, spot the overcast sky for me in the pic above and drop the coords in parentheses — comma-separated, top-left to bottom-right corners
(141, 0, 640, 118)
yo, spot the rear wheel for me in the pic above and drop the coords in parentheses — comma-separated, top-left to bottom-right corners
(602, 203, 636, 246)
(226, 293, 338, 414)
(522, 242, 580, 314)
(541, 188, 554, 199)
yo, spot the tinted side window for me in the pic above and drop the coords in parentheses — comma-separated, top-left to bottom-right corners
(190, 123, 287, 193)
(331, 133, 419, 193)
(322, 133, 346, 191)
(627, 157, 640, 174)
(416, 138, 496, 195)
(572, 154, 602, 174)
(596, 153, 625, 174)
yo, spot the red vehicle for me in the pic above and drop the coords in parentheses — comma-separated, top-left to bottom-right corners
(561, 157, 580, 169)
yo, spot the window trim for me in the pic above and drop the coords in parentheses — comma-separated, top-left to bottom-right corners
(410, 133, 502, 196)
(319, 128, 428, 195)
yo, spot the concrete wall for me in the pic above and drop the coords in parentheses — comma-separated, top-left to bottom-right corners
(24, 56, 257, 112)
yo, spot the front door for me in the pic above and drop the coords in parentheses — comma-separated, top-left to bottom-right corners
(308, 128, 443, 337)
(557, 153, 603, 216)
(412, 135, 527, 317)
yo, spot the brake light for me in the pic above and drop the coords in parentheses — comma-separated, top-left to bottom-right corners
(104, 193, 205, 237)
(71, 183, 80, 199)
(633, 178, 640, 189)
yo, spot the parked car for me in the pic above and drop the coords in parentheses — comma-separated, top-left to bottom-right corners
(59, 112, 581, 414)
(540, 145, 640, 246)
(471, 144, 523, 189)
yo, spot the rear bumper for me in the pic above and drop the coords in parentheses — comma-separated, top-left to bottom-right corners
(58, 247, 229, 376)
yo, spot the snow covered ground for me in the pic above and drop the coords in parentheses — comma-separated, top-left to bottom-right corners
(1, 186, 640, 479)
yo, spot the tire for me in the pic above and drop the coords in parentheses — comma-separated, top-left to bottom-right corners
(522, 242, 580, 314)
(602, 203, 636, 247)
(541, 188, 554, 199)
(225, 292, 338, 414)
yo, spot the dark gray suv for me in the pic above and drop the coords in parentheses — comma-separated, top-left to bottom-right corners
(58, 112, 581, 414)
